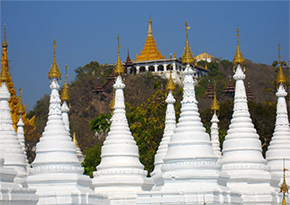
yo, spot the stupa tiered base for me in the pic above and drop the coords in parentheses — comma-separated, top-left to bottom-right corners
(0, 158, 39, 205)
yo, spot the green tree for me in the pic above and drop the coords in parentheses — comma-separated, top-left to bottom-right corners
(82, 144, 102, 177)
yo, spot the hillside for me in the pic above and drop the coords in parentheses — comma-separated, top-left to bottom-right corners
(27, 59, 289, 171)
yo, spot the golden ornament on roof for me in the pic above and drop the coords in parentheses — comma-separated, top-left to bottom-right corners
(276, 44, 287, 85)
(114, 35, 124, 75)
(136, 17, 165, 62)
(48, 39, 61, 80)
(211, 82, 220, 111)
(181, 21, 195, 65)
(233, 27, 245, 65)
(61, 65, 70, 102)
(280, 160, 289, 205)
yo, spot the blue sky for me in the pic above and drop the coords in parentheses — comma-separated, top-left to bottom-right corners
(1, 1, 289, 111)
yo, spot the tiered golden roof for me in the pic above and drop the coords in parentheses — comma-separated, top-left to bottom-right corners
(211, 82, 220, 111)
(136, 17, 165, 62)
(196, 51, 213, 61)
(48, 39, 61, 80)
(233, 27, 245, 65)
(114, 36, 124, 75)
(181, 21, 195, 65)
(1, 25, 36, 131)
(61, 65, 70, 102)
(276, 44, 286, 85)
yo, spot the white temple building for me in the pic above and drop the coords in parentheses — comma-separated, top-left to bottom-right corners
(26, 40, 107, 205)
(92, 38, 148, 204)
(220, 28, 279, 204)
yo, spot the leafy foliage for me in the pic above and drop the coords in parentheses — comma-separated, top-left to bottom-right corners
(82, 144, 102, 177)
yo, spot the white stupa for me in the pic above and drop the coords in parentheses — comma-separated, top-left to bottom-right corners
(26, 40, 106, 204)
(0, 158, 39, 204)
(92, 37, 147, 204)
(60, 66, 85, 163)
(266, 47, 290, 197)
(220, 28, 279, 204)
(150, 71, 176, 183)
(16, 93, 26, 151)
(138, 23, 241, 204)
(210, 82, 222, 158)
(0, 64, 28, 184)
(73, 132, 85, 163)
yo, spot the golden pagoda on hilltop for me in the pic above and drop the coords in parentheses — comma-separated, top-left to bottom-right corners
(1, 24, 36, 133)
(136, 17, 165, 62)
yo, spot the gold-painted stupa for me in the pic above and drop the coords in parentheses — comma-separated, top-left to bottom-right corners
(1, 24, 36, 132)
(136, 17, 165, 62)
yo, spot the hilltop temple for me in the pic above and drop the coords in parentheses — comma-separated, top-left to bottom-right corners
(0, 20, 289, 205)
(125, 18, 209, 83)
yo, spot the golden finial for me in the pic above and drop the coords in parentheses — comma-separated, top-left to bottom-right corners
(166, 54, 175, 91)
(114, 35, 124, 75)
(276, 44, 286, 85)
(173, 53, 176, 58)
(148, 16, 153, 37)
(233, 26, 245, 65)
(110, 90, 115, 113)
(181, 21, 195, 65)
(280, 159, 289, 205)
(17, 88, 25, 115)
(72, 132, 79, 148)
(2, 24, 8, 48)
(48, 39, 61, 80)
(205, 63, 208, 70)
(61, 65, 70, 102)
(211, 81, 220, 111)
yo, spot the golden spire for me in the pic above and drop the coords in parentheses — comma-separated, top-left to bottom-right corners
(181, 21, 195, 65)
(110, 90, 115, 113)
(233, 26, 245, 65)
(166, 54, 175, 91)
(2, 24, 8, 48)
(114, 35, 124, 75)
(276, 44, 286, 85)
(48, 39, 61, 80)
(205, 63, 208, 70)
(148, 16, 153, 37)
(17, 88, 25, 115)
(211, 81, 220, 111)
(72, 132, 79, 148)
(173, 53, 176, 58)
(280, 159, 289, 205)
(61, 65, 70, 102)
